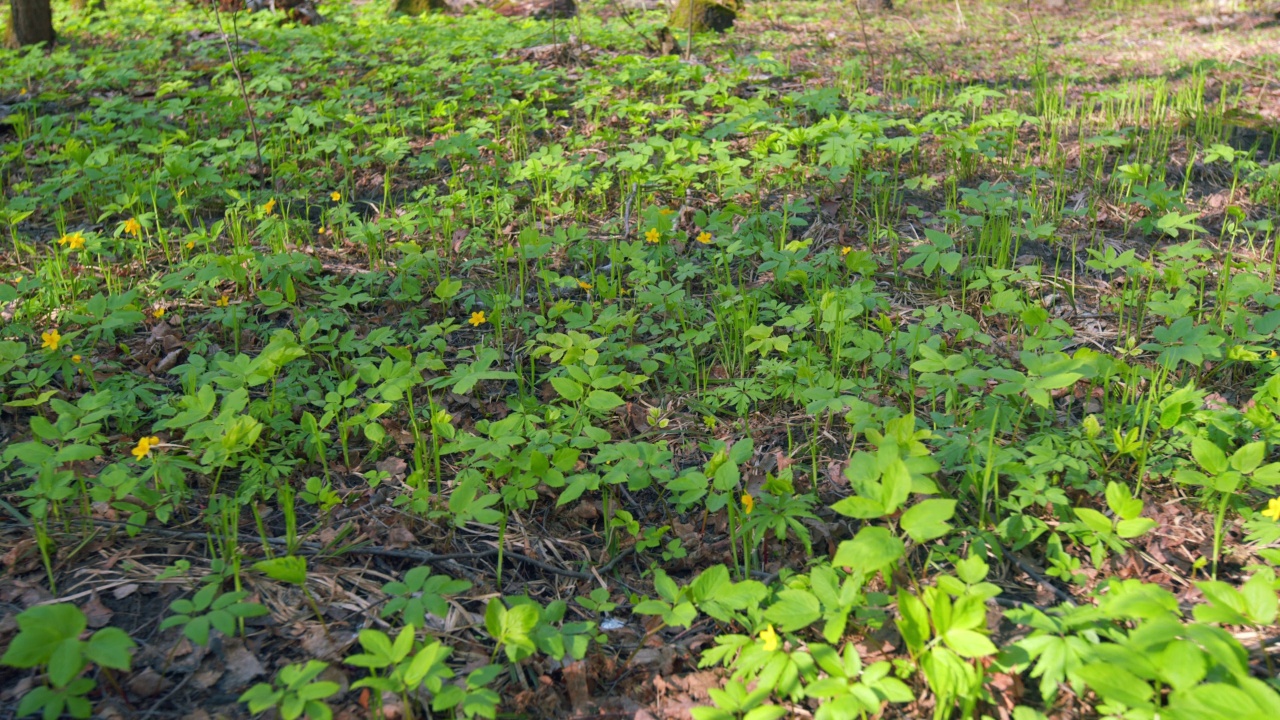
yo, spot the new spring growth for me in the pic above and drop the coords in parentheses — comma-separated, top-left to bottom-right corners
(1083, 415, 1102, 440)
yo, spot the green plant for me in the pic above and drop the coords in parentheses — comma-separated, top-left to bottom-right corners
(1, 604, 135, 720)
(159, 582, 269, 645)
(239, 660, 340, 720)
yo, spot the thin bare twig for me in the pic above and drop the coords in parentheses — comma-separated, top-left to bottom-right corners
(213, 5, 270, 190)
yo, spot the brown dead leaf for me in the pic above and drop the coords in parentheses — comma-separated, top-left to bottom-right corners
(375, 457, 408, 482)
(827, 459, 848, 488)
(452, 228, 470, 253)
(218, 639, 264, 690)
(385, 526, 415, 550)
(300, 626, 358, 662)
(127, 668, 172, 699)
(82, 594, 114, 628)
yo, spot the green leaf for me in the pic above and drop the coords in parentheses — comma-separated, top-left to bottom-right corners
(1239, 572, 1278, 626)
(2, 604, 87, 668)
(763, 590, 822, 632)
(878, 457, 912, 514)
(829, 496, 886, 519)
(942, 629, 997, 658)
(1116, 518, 1156, 538)
(1231, 441, 1266, 474)
(84, 628, 135, 671)
(253, 556, 307, 586)
(584, 390, 624, 412)
(833, 526, 904, 576)
(1192, 437, 1228, 475)
(1074, 507, 1114, 536)
(1074, 662, 1154, 708)
(900, 499, 957, 542)
(550, 377, 583, 401)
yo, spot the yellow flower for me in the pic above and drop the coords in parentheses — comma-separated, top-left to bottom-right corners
(742, 493, 755, 514)
(262, 198, 277, 216)
(71, 354, 82, 364)
(153, 307, 165, 319)
(578, 280, 593, 291)
(1271, 350, 1278, 360)
(759, 624, 779, 652)
(644, 228, 660, 244)
(216, 295, 229, 308)
(58, 232, 85, 251)
(696, 231, 712, 244)
(840, 246, 852, 257)
(1263, 498, 1280, 522)
(469, 311, 487, 327)
(41, 329, 61, 351)
(185, 240, 195, 250)
(331, 191, 342, 202)
(123, 218, 141, 237)
(131, 436, 161, 460)
(659, 208, 674, 215)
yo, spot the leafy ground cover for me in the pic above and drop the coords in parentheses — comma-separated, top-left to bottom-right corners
(3, 0, 1280, 718)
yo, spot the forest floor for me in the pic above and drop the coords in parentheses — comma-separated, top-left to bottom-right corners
(3, 1, 1280, 719)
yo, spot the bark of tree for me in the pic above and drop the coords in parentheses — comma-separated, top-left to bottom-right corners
(668, 0, 737, 33)
(5, 0, 55, 48)
(392, 0, 445, 15)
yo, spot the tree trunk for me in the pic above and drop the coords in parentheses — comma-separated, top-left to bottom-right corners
(391, 0, 445, 15)
(668, 0, 737, 33)
(6, 0, 54, 48)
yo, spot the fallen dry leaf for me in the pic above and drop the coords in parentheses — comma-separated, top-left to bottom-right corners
(82, 594, 114, 628)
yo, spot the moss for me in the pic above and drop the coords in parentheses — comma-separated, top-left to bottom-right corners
(668, 0, 737, 34)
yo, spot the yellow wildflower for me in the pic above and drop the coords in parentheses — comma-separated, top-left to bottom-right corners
(840, 246, 852, 257)
(644, 228, 660, 244)
(659, 208, 674, 215)
(131, 436, 161, 460)
(58, 232, 86, 251)
(41, 330, 61, 351)
(153, 307, 165, 319)
(216, 295, 229, 308)
(1271, 350, 1278, 360)
(331, 191, 342, 202)
(262, 198, 277, 216)
(185, 240, 195, 250)
(696, 231, 712, 244)
(1263, 498, 1280, 522)
(759, 624, 779, 652)
(742, 493, 755, 514)
(123, 218, 141, 237)
(71, 354, 82, 364)
(578, 280, 593, 291)
(469, 311, 487, 327)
